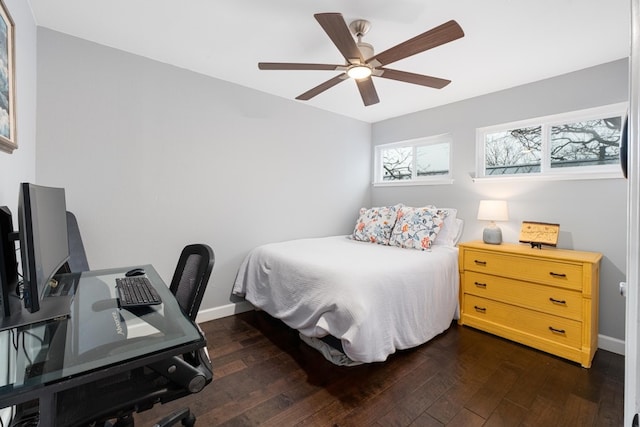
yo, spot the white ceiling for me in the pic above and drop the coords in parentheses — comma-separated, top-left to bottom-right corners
(27, 0, 630, 123)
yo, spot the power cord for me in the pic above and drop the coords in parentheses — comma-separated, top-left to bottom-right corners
(20, 333, 32, 366)
(10, 330, 18, 351)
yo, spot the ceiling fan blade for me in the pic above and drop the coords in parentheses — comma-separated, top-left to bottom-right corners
(378, 68, 451, 89)
(355, 77, 380, 106)
(314, 13, 364, 64)
(296, 74, 347, 101)
(367, 20, 464, 67)
(258, 62, 342, 71)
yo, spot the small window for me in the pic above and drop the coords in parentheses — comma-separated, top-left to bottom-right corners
(484, 125, 542, 175)
(549, 117, 621, 169)
(476, 103, 626, 180)
(374, 134, 452, 186)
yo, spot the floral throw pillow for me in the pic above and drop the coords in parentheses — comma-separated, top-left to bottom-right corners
(389, 206, 448, 250)
(351, 204, 402, 245)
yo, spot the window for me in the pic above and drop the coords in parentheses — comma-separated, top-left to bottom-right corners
(374, 134, 452, 186)
(476, 103, 627, 180)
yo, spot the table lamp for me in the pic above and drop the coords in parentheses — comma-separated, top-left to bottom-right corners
(477, 200, 509, 245)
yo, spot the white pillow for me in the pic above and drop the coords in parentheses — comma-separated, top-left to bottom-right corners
(432, 208, 460, 246)
(453, 218, 464, 245)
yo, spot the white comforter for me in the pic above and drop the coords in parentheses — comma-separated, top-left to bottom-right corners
(232, 236, 459, 363)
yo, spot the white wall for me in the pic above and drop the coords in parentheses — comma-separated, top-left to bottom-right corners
(35, 29, 371, 311)
(372, 59, 628, 343)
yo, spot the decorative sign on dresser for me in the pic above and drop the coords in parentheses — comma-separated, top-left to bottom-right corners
(458, 240, 602, 368)
(518, 221, 560, 249)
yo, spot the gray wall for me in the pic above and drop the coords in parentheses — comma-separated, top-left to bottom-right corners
(372, 59, 628, 342)
(36, 29, 371, 313)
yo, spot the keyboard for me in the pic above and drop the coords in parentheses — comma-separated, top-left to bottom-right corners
(115, 276, 162, 308)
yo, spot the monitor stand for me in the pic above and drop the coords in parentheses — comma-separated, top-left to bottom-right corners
(0, 294, 72, 331)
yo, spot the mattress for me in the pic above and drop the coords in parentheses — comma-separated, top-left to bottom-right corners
(232, 235, 459, 363)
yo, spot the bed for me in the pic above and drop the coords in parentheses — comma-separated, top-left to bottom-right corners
(232, 205, 463, 365)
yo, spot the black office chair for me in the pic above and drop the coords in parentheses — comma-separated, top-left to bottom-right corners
(55, 211, 90, 277)
(170, 244, 215, 322)
(58, 244, 215, 427)
(66, 211, 90, 272)
(154, 244, 215, 427)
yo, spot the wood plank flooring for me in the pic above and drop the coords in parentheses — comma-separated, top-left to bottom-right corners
(133, 311, 624, 426)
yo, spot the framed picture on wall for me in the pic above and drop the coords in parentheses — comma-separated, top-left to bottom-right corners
(0, 0, 15, 154)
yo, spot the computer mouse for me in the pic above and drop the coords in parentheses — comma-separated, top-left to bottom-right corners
(125, 268, 145, 277)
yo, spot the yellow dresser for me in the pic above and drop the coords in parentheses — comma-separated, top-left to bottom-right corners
(458, 240, 602, 368)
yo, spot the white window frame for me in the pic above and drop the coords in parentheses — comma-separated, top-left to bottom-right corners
(475, 102, 628, 182)
(373, 133, 453, 186)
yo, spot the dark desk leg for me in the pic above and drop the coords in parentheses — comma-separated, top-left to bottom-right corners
(39, 392, 56, 427)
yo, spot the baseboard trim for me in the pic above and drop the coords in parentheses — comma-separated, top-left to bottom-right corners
(196, 301, 254, 324)
(598, 334, 625, 356)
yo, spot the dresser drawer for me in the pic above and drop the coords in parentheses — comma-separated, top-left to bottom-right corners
(463, 249, 584, 291)
(463, 271, 583, 320)
(463, 294, 582, 349)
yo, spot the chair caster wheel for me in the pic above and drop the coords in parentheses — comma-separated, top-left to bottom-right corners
(182, 413, 196, 427)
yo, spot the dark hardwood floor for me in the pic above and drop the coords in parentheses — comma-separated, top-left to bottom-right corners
(134, 311, 624, 426)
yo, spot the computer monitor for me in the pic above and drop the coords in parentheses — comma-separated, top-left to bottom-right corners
(18, 183, 70, 313)
(0, 206, 18, 317)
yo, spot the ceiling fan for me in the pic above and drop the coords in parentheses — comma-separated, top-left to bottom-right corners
(258, 13, 464, 106)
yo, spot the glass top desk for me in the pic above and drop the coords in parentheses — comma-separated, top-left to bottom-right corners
(0, 265, 207, 427)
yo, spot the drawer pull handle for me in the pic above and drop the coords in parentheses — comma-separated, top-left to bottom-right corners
(474, 282, 487, 288)
(474, 260, 487, 266)
(549, 297, 567, 305)
(473, 305, 486, 313)
(549, 272, 567, 278)
(548, 326, 566, 334)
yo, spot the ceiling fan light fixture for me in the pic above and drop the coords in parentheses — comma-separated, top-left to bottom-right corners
(347, 65, 372, 80)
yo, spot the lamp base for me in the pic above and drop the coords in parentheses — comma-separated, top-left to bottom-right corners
(483, 226, 503, 245)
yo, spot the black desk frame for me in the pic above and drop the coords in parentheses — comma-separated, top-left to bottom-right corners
(0, 265, 208, 427)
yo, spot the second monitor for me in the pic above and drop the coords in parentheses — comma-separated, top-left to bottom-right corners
(17, 182, 70, 314)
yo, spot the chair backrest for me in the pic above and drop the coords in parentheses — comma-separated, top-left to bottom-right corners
(169, 244, 214, 321)
(66, 211, 90, 272)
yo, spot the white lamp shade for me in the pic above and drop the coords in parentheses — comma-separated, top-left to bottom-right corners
(477, 200, 509, 222)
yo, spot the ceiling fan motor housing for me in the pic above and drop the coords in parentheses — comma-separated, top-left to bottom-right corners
(357, 42, 374, 60)
(349, 19, 373, 60)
